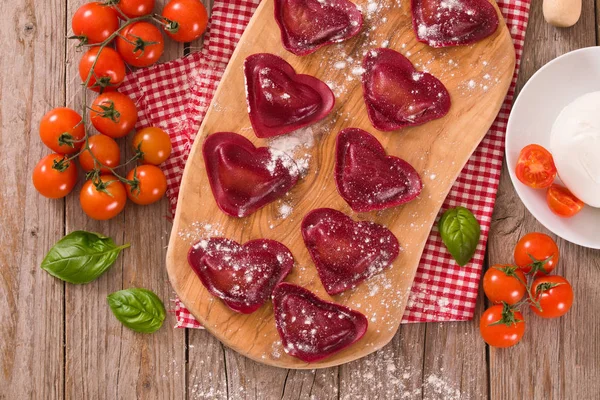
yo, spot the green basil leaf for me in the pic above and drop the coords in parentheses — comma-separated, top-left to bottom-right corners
(107, 288, 166, 333)
(41, 231, 130, 284)
(438, 206, 481, 266)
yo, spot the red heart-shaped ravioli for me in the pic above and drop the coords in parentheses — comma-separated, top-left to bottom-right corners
(274, 0, 363, 56)
(335, 128, 422, 212)
(203, 132, 300, 217)
(302, 208, 400, 295)
(411, 0, 499, 48)
(188, 238, 294, 314)
(244, 53, 335, 138)
(272, 283, 368, 362)
(362, 48, 451, 131)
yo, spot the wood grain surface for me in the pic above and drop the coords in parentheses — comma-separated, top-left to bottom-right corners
(1, 0, 600, 398)
(166, 0, 515, 369)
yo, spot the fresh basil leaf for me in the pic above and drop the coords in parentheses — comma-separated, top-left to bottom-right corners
(41, 231, 130, 284)
(107, 288, 166, 333)
(438, 206, 481, 266)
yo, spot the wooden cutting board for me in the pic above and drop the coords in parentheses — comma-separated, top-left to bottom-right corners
(166, 0, 515, 369)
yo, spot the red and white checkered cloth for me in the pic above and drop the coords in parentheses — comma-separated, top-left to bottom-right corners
(120, 0, 531, 328)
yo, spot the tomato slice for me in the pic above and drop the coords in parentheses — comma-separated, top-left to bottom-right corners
(546, 184, 584, 218)
(515, 144, 557, 189)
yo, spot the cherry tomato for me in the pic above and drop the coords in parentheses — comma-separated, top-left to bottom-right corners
(32, 154, 78, 199)
(483, 265, 527, 305)
(39, 107, 85, 154)
(161, 0, 208, 43)
(90, 92, 138, 138)
(80, 175, 127, 220)
(125, 165, 167, 205)
(479, 304, 525, 348)
(116, 22, 164, 68)
(79, 135, 121, 173)
(514, 232, 559, 275)
(515, 144, 557, 189)
(530, 275, 573, 318)
(546, 184, 584, 218)
(132, 127, 172, 165)
(113, 0, 155, 18)
(72, 2, 119, 44)
(79, 47, 126, 92)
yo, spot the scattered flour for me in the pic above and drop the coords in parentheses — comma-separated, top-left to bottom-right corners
(267, 127, 315, 177)
(278, 203, 293, 219)
(178, 221, 224, 243)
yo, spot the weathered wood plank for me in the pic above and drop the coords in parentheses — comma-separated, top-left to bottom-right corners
(280, 368, 339, 400)
(338, 324, 426, 400)
(0, 0, 66, 398)
(187, 330, 228, 400)
(63, 1, 186, 399)
(488, 2, 600, 399)
(421, 290, 488, 400)
(222, 351, 288, 399)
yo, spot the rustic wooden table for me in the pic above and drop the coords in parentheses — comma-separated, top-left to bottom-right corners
(2, 1, 599, 399)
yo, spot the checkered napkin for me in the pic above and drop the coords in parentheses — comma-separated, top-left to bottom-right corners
(119, 0, 531, 328)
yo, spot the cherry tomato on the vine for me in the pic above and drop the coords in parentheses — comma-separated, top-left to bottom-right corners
(90, 92, 138, 138)
(79, 47, 126, 92)
(530, 275, 573, 318)
(483, 265, 527, 305)
(515, 144, 557, 189)
(113, 0, 155, 18)
(80, 175, 127, 220)
(546, 184, 585, 218)
(479, 304, 525, 348)
(132, 127, 172, 165)
(79, 135, 121, 173)
(39, 107, 85, 154)
(72, 2, 119, 44)
(514, 232, 559, 275)
(32, 154, 78, 199)
(125, 165, 167, 205)
(161, 0, 208, 43)
(116, 22, 164, 68)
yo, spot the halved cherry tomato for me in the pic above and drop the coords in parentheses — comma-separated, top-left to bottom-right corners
(479, 304, 525, 348)
(483, 264, 527, 305)
(161, 0, 208, 43)
(80, 175, 127, 220)
(132, 127, 172, 165)
(125, 165, 167, 205)
(90, 92, 138, 138)
(72, 2, 119, 44)
(39, 107, 85, 154)
(32, 154, 78, 199)
(546, 184, 584, 218)
(113, 0, 155, 18)
(530, 275, 573, 318)
(515, 144, 557, 189)
(514, 232, 559, 275)
(79, 47, 126, 92)
(79, 135, 121, 173)
(116, 22, 164, 68)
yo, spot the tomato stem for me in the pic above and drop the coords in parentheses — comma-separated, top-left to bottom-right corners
(152, 14, 176, 31)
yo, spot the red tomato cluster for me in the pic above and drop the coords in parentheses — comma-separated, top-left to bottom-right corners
(34, 100, 172, 219)
(515, 144, 584, 218)
(479, 232, 573, 348)
(72, 0, 208, 91)
(33, 1, 211, 219)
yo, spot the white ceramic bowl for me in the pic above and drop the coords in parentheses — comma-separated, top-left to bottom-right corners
(506, 47, 600, 249)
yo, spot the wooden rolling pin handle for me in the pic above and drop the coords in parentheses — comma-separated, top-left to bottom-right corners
(543, 0, 582, 27)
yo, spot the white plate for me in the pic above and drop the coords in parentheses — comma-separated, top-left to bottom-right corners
(506, 46, 600, 249)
